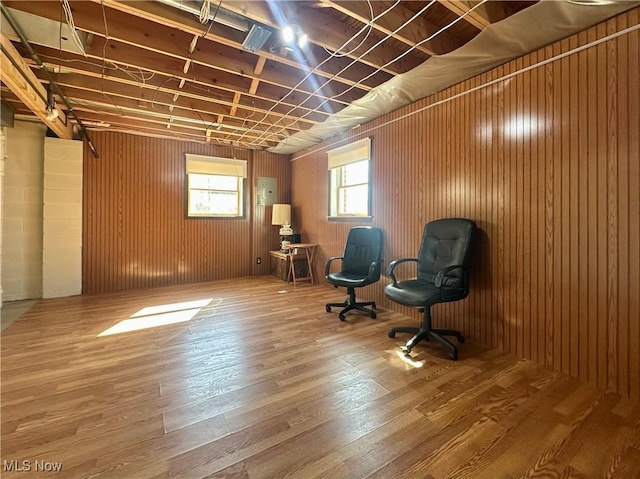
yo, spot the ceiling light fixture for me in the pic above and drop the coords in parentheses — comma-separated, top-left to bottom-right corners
(45, 83, 59, 121)
(45, 104, 59, 121)
(281, 19, 308, 49)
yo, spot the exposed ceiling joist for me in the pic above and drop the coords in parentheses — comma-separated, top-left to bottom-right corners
(215, 0, 426, 75)
(320, 1, 464, 56)
(0, 32, 72, 139)
(437, 0, 492, 30)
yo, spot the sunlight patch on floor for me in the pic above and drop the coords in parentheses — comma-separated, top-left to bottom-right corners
(395, 349, 424, 368)
(98, 298, 216, 336)
(131, 299, 213, 317)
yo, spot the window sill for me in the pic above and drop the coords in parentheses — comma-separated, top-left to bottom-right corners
(186, 215, 246, 219)
(328, 216, 373, 222)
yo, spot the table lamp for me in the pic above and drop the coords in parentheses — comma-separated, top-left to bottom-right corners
(272, 204, 293, 252)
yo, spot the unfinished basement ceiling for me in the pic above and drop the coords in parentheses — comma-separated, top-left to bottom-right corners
(0, 1, 637, 154)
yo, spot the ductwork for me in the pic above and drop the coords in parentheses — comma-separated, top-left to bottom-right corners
(157, 0, 249, 32)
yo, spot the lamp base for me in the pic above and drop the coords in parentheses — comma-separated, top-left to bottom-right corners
(279, 234, 293, 253)
(278, 224, 294, 252)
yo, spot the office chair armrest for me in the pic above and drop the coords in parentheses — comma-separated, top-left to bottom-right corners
(435, 264, 467, 288)
(386, 258, 419, 285)
(324, 256, 344, 277)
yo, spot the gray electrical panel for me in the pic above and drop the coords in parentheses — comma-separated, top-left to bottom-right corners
(256, 177, 277, 205)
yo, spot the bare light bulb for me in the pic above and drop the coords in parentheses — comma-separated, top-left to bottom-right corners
(282, 25, 294, 44)
(298, 33, 308, 48)
(46, 106, 59, 121)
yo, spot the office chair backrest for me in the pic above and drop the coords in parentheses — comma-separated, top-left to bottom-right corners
(417, 218, 476, 291)
(342, 227, 384, 277)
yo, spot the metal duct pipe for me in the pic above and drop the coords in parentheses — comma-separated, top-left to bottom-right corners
(157, 0, 249, 32)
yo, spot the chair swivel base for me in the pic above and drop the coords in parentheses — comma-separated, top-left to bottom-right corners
(326, 297, 377, 321)
(388, 326, 465, 361)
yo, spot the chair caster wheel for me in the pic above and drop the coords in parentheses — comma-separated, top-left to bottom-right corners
(401, 345, 412, 356)
(370, 312, 376, 319)
(449, 352, 458, 361)
(388, 330, 395, 338)
(372, 303, 377, 310)
(339, 314, 346, 321)
(326, 305, 331, 312)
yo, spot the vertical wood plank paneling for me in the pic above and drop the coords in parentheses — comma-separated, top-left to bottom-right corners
(291, 8, 640, 399)
(495, 68, 506, 353)
(559, 39, 570, 376)
(521, 52, 532, 362)
(543, 45, 555, 370)
(525, 55, 536, 363)
(476, 74, 486, 348)
(83, 133, 289, 294)
(568, 32, 580, 381)
(596, 22, 609, 390)
(251, 149, 291, 276)
(586, 25, 599, 387)
(628, 10, 640, 400)
(514, 55, 524, 358)
(532, 50, 551, 364)
(577, 30, 589, 384)
(615, 13, 629, 397)
(606, 18, 620, 393)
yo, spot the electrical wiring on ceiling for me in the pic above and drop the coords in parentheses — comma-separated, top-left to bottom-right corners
(61, 0, 87, 57)
(199, 0, 211, 24)
(98, 0, 126, 116)
(241, 0, 441, 145)
(38, 53, 156, 86)
(232, 0, 402, 144)
(253, 0, 491, 146)
(58, 0, 396, 146)
(323, 0, 374, 58)
(53, 0, 490, 148)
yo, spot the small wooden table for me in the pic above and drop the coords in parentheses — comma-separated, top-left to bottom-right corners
(282, 243, 318, 285)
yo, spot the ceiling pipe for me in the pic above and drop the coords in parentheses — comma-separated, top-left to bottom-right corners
(157, 0, 249, 32)
(0, 2, 99, 158)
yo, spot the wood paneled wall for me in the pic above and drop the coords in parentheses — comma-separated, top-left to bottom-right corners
(251, 149, 291, 275)
(292, 10, 640, 398)
(83, 133, 289, 294)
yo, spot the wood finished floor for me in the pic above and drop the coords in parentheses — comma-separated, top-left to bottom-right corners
(1, 276, 639, 479)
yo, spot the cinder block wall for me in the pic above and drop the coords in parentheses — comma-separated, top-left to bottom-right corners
(1, 122, 46, 301)
(42, 137, 83, 298)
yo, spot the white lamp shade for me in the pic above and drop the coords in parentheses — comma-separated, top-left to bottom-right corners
(272, 204, 291, 225)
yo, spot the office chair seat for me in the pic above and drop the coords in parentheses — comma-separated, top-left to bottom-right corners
(385, 280, 468, 306)
(384, 280, 440, 306)
(326, 272, 376, 287)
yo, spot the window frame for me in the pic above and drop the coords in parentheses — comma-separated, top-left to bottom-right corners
(184, 154, 248, 219)
(327, 137, 372, 221)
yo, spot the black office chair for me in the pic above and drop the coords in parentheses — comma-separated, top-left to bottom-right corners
(385, 218, 476, 360)
(325, 226, 384, 321)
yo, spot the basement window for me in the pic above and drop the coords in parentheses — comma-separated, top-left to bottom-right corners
(185, 154, 247, 218)
(328, 137, 372, 219)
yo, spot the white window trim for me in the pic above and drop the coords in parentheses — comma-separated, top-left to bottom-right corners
(186, 154, 247, 177)
(327, 137, 372, 219)
(327, 137, 370, 169)
(185, 154, 247, 218)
